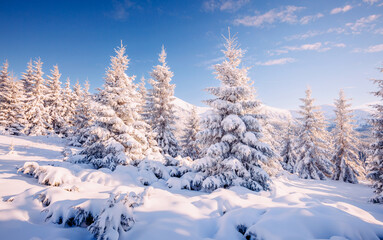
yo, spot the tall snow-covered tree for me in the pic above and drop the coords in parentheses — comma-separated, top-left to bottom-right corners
(24, 58, 49, 136)
(147, 46, 180, 157)
(78, 43, 157, 170)
(61, 78, 76, 136)
(331, 90, 361, 183)
(280, 122, 298, 173)
(6, 75, 26, 135)
(367, 68, 383, 203)
(181, 106, 201, 160)
(295, 87, 333, 180)
(45, 65, 65, 134)
(137, 76, 147, 116)
(0, 60, 11, 127)
(194, 32, 273, 192)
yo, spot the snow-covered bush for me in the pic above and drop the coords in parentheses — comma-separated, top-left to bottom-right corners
(18, 162, 79, 186)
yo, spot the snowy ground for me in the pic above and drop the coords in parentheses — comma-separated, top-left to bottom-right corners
(0, 134, 382, 240)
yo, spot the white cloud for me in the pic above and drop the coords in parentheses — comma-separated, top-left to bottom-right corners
(256, 58, 296, 66)
(353, 44, 383, 53)
(362, 0, 379, 4)
(346, 14, 380, 33)
(108, 0, 140, 20)
(300, 13, 324, 24)
(234, 6, 304, 27)
(330, 5, 353, 14)
(374, 28, 383, 34)
(284, 30, 322, 41)
(333, 43, 346, 48)
(202, 0, 249, 12)
(269, 42, 345, 56)
(285, 42, 323, 51)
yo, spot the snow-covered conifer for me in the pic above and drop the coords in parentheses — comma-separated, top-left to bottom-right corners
(181, 106, 201, 160)
(0, 60, 11, 127)
(24, 58, 49, 135)
(147, 46, 180, 157)
(138, 76, 147, 116)
(60, 78, 76, 136)
(78, 43, 157, 170)
(45, 65, 65, 134)
(194, 31, 273, 192)
(280, 123, 298, 173)
(295, 87, 333, 180)
(367, 68, 383, 203)
(331, 90, 361, 183)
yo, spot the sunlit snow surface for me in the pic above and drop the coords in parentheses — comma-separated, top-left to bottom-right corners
(0, 134, 382, 240)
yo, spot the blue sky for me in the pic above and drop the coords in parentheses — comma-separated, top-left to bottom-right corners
(0, 0, 382, 109)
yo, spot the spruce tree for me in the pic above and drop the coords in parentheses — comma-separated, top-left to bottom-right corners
(367, 68, 383, 203)
(0, 60, 11, 127)
(45, 65, 65, 134)
(181, 106, 201, 160)
(147, 46, 180, 157)
(295, 87, 333, 180)
(194, 32, 273, 192)
(6, 75, 26, 135)
(78, 43, 156, 170)
(61, 78, 76, 136)
(331, 90, 360, 183)
(24, 58, 49, 136)
(280, 123, 298, 173)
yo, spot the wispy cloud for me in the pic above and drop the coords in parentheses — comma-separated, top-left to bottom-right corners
(197, 56, 225, 69)
(362, 0, 380, 4)
(269, 42, 346, 55)
(353, 43, 383, 53)
(108, 0, 141, 20)
(256, 58, 296, 66)
(330, 5, 353, 14)
(202, 0, 249, 12)
(234, 6, 305, 27)
(300, 13, 324, 24)
(375, 28, 383, 34)
(346, 14, 380, 33)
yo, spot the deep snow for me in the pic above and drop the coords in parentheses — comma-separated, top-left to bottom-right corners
(0, 134, 382, 240)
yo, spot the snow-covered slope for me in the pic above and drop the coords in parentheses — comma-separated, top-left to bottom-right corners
(1, 134, 383, 239)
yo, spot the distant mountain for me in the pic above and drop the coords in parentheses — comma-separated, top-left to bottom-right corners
(172, 97, 373, 138)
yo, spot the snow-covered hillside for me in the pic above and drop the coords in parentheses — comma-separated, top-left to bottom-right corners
(1, 134, 382, 240)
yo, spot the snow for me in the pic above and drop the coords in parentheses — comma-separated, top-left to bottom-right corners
(1, 134, 383, 239)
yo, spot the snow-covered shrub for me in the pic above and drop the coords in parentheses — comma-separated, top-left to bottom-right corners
(18, 162, 79, 186)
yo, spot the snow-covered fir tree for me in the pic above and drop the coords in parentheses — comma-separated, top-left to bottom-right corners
(24, 58, 49, 136)
(70, 81, 96, 145)
(78, 43, 157, 170)
(181, 106, 201, 160)
(331, 90, 360, 183)
(45, 65, 65, 134)
(6, 75, 25, 135)
(0, 60, 11, 127)
(20, 60, 34, 118)
(367, 68, 383, 203)
(137, 76, 147, 116)
(194, 32, 273, 192)
(147, 46, 180, 157)
(280, 122, 298, 174)
(61, 78, 76, 136)
(295, 87, 333, 180)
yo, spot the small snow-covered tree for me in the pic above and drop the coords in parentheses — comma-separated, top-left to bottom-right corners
(24, 58, 49, 136)
(45, 65, 65, 134)
(0, 60, 11, 127)
(331, 90, 361, 183)
(78, 43, 157, 170)
(194, 32, 273, 192)
(70, 81, 96, 145)
(147, 46, 180, 157)
(181, 106, 201, 160)
(367, 68, 383, 203)
(295, 87, 333, 180)
(280, 123, 298, 173)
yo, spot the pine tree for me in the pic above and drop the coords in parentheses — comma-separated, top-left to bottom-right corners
(78, 43, 156, 170)
(6, 76, 26, 135)
(181, 106, 201, 160)
(147, 46, 180, 157)
(331, 90, 360, 183)
(295, 87, 333, 180)
(280, 123, 298, 173)
(194, 31, 273, 192)
(24, 58, 49, 136)
(367, 67, 383, 203)
(61, 78, 76, 136)
(45, 65, 65, 134)
(0, 60, 11, 127)
(138, 76, 147, 116)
